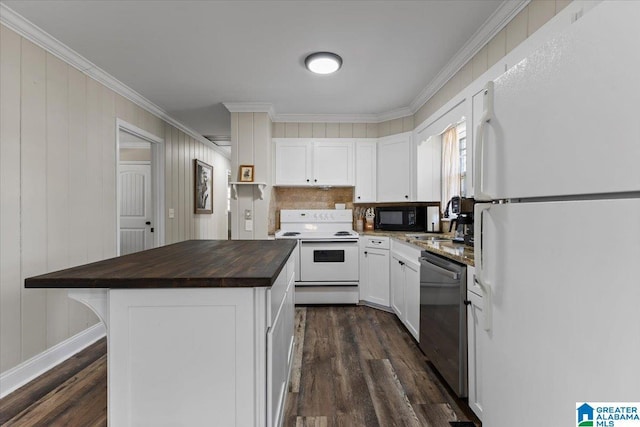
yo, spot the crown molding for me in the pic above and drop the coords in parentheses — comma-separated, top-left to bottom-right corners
(272, 105, 414, 124)
(272, 113, 376, 123)
(374, 106, 415, 123)
(409, 0, 530, 113)
(223, 102, 275, 120)
(0, 3, 230, 158)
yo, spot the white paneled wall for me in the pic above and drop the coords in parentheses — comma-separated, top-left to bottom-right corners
(163, 123, 229, 244)
(0, 23, 230, 374)
(230, 112, 271, 240)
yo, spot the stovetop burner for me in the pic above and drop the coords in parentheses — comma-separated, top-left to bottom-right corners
(282, 232, 300, 237)
(334, 231, 353, 236)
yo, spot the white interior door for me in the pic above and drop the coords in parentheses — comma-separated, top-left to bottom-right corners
(119, 164, 152, 255)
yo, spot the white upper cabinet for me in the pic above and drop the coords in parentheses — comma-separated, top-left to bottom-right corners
(273, 140, 313, 185)
(377, 132, 413, 202)
(273, 139, 354, 186)
(313, 140, 354, 186)
(354, 140, 377, 202)
(415, 130, 441, 202)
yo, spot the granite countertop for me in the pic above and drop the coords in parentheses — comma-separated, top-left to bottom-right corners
(25, 240, 298, 289)
(361, 230, 475, 266)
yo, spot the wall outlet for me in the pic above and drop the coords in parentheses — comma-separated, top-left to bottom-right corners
(245, 219, 253, 231)
(168, 208, 175, 219)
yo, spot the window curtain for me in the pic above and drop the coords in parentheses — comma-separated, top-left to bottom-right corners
(441, 126, 460, 211)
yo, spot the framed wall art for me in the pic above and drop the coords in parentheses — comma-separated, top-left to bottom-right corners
(194, 159, 213, 214)
(239, 165, 254, 182)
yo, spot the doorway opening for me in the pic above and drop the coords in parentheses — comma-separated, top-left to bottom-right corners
(116, 120, 165, 255)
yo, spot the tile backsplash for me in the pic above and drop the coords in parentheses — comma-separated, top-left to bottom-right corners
(269, 187, 354, 233)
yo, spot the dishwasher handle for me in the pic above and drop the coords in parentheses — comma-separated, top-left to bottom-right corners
(419, 257, 461, 281)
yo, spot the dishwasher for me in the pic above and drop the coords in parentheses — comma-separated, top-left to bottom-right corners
(419, 251, 468, 397)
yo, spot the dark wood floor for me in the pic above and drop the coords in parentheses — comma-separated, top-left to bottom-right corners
(0, 306, 477, 427)
(0, 339, 107, 426)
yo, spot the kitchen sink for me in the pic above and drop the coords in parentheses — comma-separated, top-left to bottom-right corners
(406, 234, 451, 242)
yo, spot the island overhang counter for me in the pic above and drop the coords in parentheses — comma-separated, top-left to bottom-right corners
(25, 239, 298, 427)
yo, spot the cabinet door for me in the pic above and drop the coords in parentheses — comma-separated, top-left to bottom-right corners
(273, 140, 312, 185)
(355, 140, 377, 202)
(313, 140, 354, 186)
(362, 247, 390, 307)
(403, 259, 420, 341)
(267, 303, 287, 427)
(467, 289, 484, 420)
(377, 133, 412, 202)
(390, 255, 405, 318)
(415, 130, 441, 202)
(267, 274, 295, 427)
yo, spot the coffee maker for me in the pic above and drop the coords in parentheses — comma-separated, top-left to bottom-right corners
(446, 197, 475, 246)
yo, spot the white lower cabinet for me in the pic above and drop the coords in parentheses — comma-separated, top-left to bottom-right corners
(359, 237, 390, 307)
(101, 252, 296, 427)
(466, 265, 484, 420)
(268, 257, 296, 427)
(403, 260, 420, 339)
(390, 254, 405, 318)
(390, 239, 421, 341)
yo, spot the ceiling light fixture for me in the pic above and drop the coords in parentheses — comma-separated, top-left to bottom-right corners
(304, 52, 342, 75)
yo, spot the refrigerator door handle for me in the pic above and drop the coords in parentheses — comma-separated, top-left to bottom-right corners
(474, 81, 494, 202)
(475, 276, 493, 332)
(474, 203, 493, 331)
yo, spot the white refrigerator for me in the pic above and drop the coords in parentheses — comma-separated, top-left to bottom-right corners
(473, 1, 640, 426)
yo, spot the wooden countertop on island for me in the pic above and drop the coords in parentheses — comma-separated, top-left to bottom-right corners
(25, 239, 298, 289)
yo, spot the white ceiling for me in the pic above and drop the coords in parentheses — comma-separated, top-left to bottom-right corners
(3, 0, 515, 139)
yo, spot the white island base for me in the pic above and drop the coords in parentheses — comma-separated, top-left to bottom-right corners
(69, 255, 295, 427)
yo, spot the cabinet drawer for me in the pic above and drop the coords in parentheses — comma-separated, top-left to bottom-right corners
(391, 238, 421, 260)
(362, 236, 390, 250)
(269, 268, 287, 326)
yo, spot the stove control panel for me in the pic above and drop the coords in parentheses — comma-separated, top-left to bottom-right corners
(280, 209, 353, 223)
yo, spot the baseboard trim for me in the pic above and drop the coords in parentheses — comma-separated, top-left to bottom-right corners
(0, 323, 106, 399)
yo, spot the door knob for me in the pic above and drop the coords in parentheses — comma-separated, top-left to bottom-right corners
(145, 221, 151, 225)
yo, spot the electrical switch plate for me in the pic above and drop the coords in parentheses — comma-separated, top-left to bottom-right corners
(168, 208, 175, 219)
(245, 219, 253, 231)
(244, 209, 252, 220)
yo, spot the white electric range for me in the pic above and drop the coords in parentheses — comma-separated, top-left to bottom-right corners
(275, 209, 359, 304)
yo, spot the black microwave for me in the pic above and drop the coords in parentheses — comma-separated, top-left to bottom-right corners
(374, 206, 427, 231)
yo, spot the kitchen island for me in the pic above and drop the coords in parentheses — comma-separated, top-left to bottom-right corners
(25, 239, 298, 427)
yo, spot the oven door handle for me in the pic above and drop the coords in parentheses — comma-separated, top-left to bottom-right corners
(299, 240, 359, 244)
